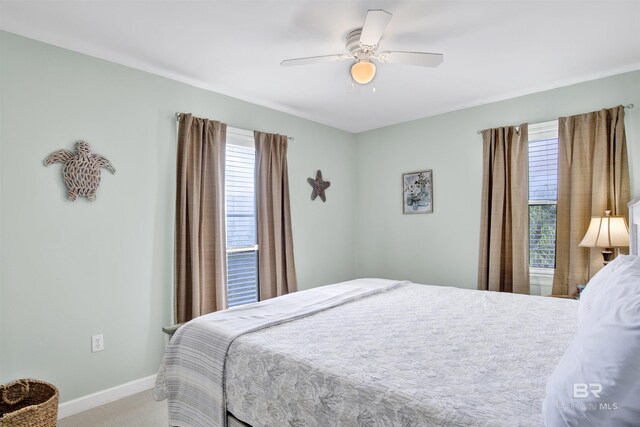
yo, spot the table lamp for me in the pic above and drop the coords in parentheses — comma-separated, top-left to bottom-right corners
(579, 210, 630, 266)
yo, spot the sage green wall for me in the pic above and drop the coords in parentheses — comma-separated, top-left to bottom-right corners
(0, 32, 357, 401)
(354, 71, 640, 288)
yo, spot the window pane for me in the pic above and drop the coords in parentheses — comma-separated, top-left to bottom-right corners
(227, 251, 258, 307)
(529, 204, 557, 269)
(226, 144, 256, 248)
(528, 138, 558, 201)
(226, 141, 258, 307)
(528, 134, 558, 273)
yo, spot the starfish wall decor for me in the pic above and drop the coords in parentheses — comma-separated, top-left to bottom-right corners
(307, 170, 331, 202)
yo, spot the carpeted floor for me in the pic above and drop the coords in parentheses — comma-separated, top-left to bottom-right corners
(57, 389, 167, 426)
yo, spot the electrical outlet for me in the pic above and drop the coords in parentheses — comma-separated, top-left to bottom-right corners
(91, 334, 104, 353)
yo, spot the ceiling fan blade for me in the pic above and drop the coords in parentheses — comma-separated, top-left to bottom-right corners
(377, 51, 444, 67)
(359, 9, 392, 47)
(280, 54, 349, 67)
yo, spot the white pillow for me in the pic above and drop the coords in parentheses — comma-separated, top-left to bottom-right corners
(543, 255, 640, 426)
(578, 255, 635, 325)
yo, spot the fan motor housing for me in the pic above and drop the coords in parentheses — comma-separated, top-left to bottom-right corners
(346, 28, 375, 60)
(345, 28, 362, 53)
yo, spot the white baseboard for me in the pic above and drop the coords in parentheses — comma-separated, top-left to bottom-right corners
(57, 374, 157, 419)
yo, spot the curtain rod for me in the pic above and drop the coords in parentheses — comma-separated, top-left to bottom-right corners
(175, 113, 295, 141)
(475, 103, 634, 135)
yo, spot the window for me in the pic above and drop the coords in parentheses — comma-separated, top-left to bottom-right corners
(226, 130, 258, 307)
(528, 121, 559, 277)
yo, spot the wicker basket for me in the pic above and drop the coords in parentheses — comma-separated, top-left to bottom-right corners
(0, 379, 59, 427)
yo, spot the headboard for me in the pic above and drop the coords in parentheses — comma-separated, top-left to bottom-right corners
(629, 197, 640, 255)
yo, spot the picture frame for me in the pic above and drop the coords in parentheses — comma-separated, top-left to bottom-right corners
(402, 170, 433, 214)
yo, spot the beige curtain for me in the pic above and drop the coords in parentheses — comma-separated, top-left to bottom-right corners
(552, 106, 630, 295)
(254, 131, 297, 300)
(478, 124, 530, 294)
(175, 113, 227, 323)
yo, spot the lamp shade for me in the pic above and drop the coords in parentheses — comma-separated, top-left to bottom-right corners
(579, 211, 630, 248)
(351, 60, 376, 84)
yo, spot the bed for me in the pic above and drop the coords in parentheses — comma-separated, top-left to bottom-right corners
(155, 281, 578, 426)
(155, 199, 640, 427)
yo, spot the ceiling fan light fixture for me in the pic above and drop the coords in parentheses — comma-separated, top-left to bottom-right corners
(351, 60, 376, 84)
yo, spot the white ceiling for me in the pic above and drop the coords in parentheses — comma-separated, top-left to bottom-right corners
(1, 1, 639, 133)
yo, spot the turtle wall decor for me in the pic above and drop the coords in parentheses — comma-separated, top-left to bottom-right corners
(43, 141, 115, 201)
(307, 170, 331, 202)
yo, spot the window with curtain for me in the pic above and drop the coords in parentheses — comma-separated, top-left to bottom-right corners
(226, 130, 259, 307)
(528, 121, 558, 296)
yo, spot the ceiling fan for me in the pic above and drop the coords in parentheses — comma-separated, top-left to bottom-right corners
(280, 9, 444, 85)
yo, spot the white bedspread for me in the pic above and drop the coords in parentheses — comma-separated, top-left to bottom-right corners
(155, 278, 406, 427)
(225, 283, 578, 426)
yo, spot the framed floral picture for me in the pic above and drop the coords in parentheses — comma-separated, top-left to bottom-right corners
(402, 170, 433, 214)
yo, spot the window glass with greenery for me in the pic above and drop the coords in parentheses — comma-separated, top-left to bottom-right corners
(528, 122, 558, 270)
